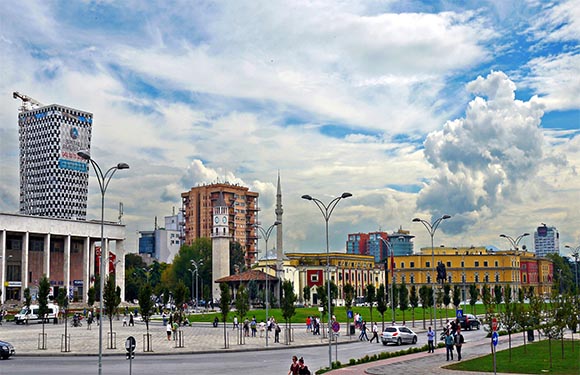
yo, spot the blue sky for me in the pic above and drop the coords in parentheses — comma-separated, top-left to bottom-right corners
(0, 1, 578, 257)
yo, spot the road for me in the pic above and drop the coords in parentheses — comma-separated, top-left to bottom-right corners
(0, 327, 487, 374)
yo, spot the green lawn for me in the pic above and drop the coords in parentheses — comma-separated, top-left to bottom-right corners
(185, 304, 489, 325)
(445, 339, 580, 374)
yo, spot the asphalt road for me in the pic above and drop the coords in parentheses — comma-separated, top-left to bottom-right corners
(0, 328, 488, 375)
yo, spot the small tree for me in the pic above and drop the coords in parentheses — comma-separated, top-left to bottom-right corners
(409, 285, 418, 328)
(494, 285, 503, 312)
(399, 282, 409, 323)
(469, 284, 479, 315)
(419, 285, 429, 328)
(280, 280, 297, 334)
(235, 284, 250, 324)
(365, 284, 376, 323)
(501, 287, 521, 361)
(173, 281, 189, 323)
(392, 284, 399, 314)
(302, 285, 311, 305)
(87, 287, 95, 309)
(103, 274, 121, 349)
(138, 283, 154, 334)
(218, 283, 231, 349)
(443, 284, 451, 319)
(452, 285, 461, 311)
(23, 287, 32, 324)
(343, 283, 355, 335)
(376, 284, 387, 331)
(37, 275, 51, 349)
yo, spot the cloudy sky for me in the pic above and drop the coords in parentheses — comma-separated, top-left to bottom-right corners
(1, 1, 579, 258)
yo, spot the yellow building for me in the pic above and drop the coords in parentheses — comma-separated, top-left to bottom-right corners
(389, 246, 553, 300)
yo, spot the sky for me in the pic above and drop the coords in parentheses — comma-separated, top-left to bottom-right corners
(1, 1, 579, 259)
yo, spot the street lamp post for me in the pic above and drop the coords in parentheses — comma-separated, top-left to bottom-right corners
(499, 233, 529, 299)
(302, 192, 352, 369)
(377, 237, 396, 323)
(190, 260, 202, 313)
(188, 268, 196, 308)
(77, 150, 129, 375)
(412, 214, 451, 345)
(255, 221, 280, 348)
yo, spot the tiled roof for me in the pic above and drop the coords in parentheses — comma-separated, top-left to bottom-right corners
(215, 269, 278, 283)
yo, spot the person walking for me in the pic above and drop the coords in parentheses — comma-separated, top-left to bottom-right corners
(274, 322, 281, 343)
(358, 321, 369, 341)
(129, 312, 134, 326)
(297, 357, 311, 375)
(445, 330, 455, 361)
(427, 326, 435, 353)
(166, 321, 172, 341)
(369, 322, 379, 343)
(288, 355, 300, 375)
(454, 329, 465, 361)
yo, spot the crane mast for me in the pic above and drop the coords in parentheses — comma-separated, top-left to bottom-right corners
(13, 91, 44, 112)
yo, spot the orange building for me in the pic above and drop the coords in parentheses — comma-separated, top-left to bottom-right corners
(181, 182, 259, 265)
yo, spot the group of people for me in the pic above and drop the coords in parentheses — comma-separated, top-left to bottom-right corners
(426, 319, 465, 361)
(122, 312, 135, 326)
(288, 355, 311, 375)
(305, 316, 321, 335)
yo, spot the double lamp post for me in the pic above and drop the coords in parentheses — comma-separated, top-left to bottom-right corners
(77, 150, 129, 375)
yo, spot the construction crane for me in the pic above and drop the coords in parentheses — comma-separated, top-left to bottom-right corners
(13, 91, 44, 112)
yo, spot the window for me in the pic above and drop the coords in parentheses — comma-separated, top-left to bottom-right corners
(475, 273, 479, 283)
(400, 262, 405, 269)
(474, 261, 479, 267)
(461, 261, 465, 267)
(484, 274, 489, 283)
(495, 261, 499, 267)
(495, 274, 499, 283)
(448, 275, 452, 283)
(427, 275, 431, 284)
(462, 274, 466, 283)
(310, 274, 318, 283)
(446, 261, 451, 267)
(410, 262, 415, 268)
(483, 261, 488, 267)
(426, 261, 430, 268)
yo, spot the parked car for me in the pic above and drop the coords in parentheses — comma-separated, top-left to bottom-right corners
(459, 314, 481, 330)
(0, 340, 15, 359)
(381, 326, 418, 346)
(14, 304, 59, 325)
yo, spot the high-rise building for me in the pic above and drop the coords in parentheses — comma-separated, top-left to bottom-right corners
(17, 99, 92, 220)
(347, 227, 414, 262)
(388, 227, 415, 256)
(534, 224, 560, 257)
(181, 182, 259, 265)
(346, 232, 370, 256)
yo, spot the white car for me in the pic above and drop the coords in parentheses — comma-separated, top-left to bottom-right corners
(381, 326, 418, 346)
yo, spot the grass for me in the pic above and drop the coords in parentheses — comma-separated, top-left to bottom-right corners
(445, 339, 580, 374)
(184, 304, 490, 325)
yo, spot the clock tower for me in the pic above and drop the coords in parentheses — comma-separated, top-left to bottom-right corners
(212, 191, 230, 302)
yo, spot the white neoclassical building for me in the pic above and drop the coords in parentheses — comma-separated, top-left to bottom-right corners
(0, 213, 126, 304)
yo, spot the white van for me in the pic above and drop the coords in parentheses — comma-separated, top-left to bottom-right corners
(14, 303, 59, 324)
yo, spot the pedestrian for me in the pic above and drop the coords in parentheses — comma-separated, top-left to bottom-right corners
(454, 329, 464, 361)
(122, 315, 127, 327)
(166, 321, 172, 341)
(369, 322, 379, 343)
(129, 312, 134, 326)
(358, 321, 369, 341)
(233, 316, 238, 330)
(297, 357, 311, 375)
(306, 316, 311, 332)
(275, 323, 281, 343)
(251, 317, 257, 337)
(427, 326, 435, 353)
(243, 318, 250, 337)
(259, 320, 266, 337)
(445, 330, 455, 361)
(288, 355, 299, 375)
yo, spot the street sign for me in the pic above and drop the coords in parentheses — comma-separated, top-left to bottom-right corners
(347, 310, 353, 319)
(492, 317, 498, 332)
(125, 336, 136, 357)
(456, 309, 463, 319)
(492, 331, 499, 347)
(332, 321, 340, 333)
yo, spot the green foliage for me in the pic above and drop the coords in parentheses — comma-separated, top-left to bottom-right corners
(173, 281, 189, 312)
(469, 284, 480, 314)
(235, 284, 250, 320)
(37, 275, 51, 319)
(452, 285, 461, 308)
(87, 287, 95, 307)
(23, 288, 32, 310)
(399, 282, 409, 320)
(365, 284, 376, 321)
(138, 283, 154, 332)
(280, 280, 297, 324)
(343, 283, 354, 311)
(303, 285, 311, 304)
(443, 284, 451, 308)
(376, 284, 387, 326)
(494, 285, 503, 308)
(219, 283, 231, 323)
(165, 238, 211, 295)
(103, 274, 121, 321)
(229, 242, 245, 275)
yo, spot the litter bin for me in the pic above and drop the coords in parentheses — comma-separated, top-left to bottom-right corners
(527, 329, 534, 342)
(350, 324, 355, 335)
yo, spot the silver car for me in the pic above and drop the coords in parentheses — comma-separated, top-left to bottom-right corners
(381, 326, 418, 346)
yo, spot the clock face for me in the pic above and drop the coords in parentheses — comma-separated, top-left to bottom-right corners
(214, 216, 219, 224)
(222, 216, 227, 224)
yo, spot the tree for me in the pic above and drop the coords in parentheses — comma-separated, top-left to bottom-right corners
(23, 287, 32, 324)
(392, 284, 399, 314)
(365, 284, 376, 322)
(501, 287, 521, 361)
(343, 283, 355, 335)
(87, 287, 95, 308)
(235, 284, 250, 324)
(303, 285, 311, 305)
(173, 281, 189, 322)
(317, 281, 338, 318)
(409, 285, 418, 328)
(443, 284, 451, 319)
(376, 284, 387, 331)
(493, 285, 503, 312)
(103, 274, 121, 349)
(469, 284, 479, 315)
(419, 285, 429, 328)
(218, 282, 231, 349)
(37, 275, 51, 349)
(230, 242, 245, 275)
(399, 282, 409, 323)
(452, 285, 461, 310)
(280, 280, 297, 333)
(138, 283, 155, 351)
(56, 286, 69, 351)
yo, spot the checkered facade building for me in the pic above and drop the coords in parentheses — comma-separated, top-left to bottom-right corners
(18, 104, 92, 220)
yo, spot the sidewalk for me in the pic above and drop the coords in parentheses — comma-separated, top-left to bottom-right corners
(0, 318, 357, 356)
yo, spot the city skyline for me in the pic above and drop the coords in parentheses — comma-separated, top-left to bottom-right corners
(1, 1, 578, 258)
